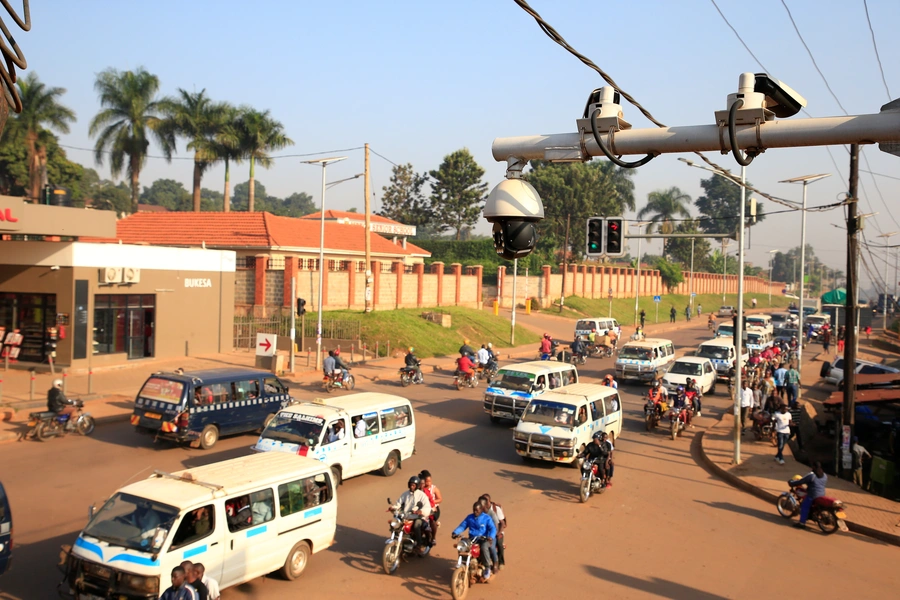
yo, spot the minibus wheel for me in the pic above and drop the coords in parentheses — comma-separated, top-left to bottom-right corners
(281, 541, 311, 580)
(200, 425, 219, 449)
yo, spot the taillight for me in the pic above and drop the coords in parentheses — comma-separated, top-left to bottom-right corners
(176, 412, 189, 428)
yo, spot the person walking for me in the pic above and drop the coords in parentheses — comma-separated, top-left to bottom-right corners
(822, 327, 832, 354)
(697, 304, 703, 318)
(773, 404, 793, 465)
(785, 363, 801, 407)
(837, 325, 845, 353)
(639, 309, 646, 328)
(739, 380, 753, 433)
(788, 402, 804, 451)
(851, 436, 872, 488)
(669, 306, 676, 323)
(684, 305, 692, 321)
(160, 567, 198, 600)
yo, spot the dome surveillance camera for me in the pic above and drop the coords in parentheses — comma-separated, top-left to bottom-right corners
(484, 178, 544, 260)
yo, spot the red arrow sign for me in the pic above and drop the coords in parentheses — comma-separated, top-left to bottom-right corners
(259, 338, 272, 352)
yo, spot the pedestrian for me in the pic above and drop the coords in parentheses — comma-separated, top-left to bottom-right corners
(670, 306, 676, 323)
(181, 561, 208, 600)
(774, 363, 787, 400)
(785, 362, 801, 407)
(752, 297, 757, 308)
(822, 327, 831, 353)
(773, 404, 793, 465)
(740, 380, 753, 432)
(639, 309, 646, 328)
(788, 402, 804, 451)
(685, 305, 692, 321)
(752, 381, 763, 412)
(195, 563, 220, 600)
(865, 325, 872, 339)
(837, 325, 845, 353)
(851, 436, 872, 489)
(160, 567, 198, 600)
(697, 304, 703, 317)
(806, 322, 815, 344)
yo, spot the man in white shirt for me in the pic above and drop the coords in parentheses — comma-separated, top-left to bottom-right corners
(325, 421, 345, 444)
(739, 380, 754, 433)
(476, 345, 490, 367)
(773, 404, 793, 465)
(353, 416, 368, 438)
(389, 476, 432, 550)
(194, 563, 220, 600)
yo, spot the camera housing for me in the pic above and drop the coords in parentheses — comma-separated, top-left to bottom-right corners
(753, 73, 806, 118)
(484, 178, 544, 260)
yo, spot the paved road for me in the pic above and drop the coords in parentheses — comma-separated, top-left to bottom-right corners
(1, 319, 895, 599)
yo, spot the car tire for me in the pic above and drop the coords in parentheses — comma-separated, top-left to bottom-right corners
(819, 361, 832, 378)
(200, 424, 219, 449)
(708, 380, 716, 396)
(281, 541, 311, 580)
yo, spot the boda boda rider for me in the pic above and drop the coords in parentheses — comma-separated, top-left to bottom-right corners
(323, 351, 336, 377)
(332, 348, 351, 381)
(459, 339, 476, 358)
(388, 476, 432, 550)
(602, 374, 618, 389)
(648, 380, 667, 415)
(684, 377, 703, 417)
(419, 470, 442, 544)
(404, 347, 423, 383)
(789, 461, 828, 529)
(47, 378, 78, 419)
(571, 336, 586, 359)
(452, 501, 497, 583)
(539, 333, 553, 360)
(672, 386, 693, 428)
(577, 432, 611, 485)
(601, 431, 615, 488)
(456, 352, 475, 381)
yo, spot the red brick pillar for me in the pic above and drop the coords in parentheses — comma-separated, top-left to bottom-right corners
(432, 262, 444, 306)
(393, 261, 404, 309)
(580, 265, 588, 297)
(371, 261, 382, 309)
(254, 255, 268, 306)
(474, 265, 483, 308)
(283, 256, 297, 308)
(590, 266, 597, 298)
(415, 263, 425, 308)
(543, 265, 552, 303)
(452, 263, 462, 306)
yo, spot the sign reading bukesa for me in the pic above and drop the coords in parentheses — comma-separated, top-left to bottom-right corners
(184, 278, 213, 288)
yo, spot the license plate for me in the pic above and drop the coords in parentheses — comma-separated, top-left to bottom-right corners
(144, 412, 161, 420)
(835, 511, 846, 519)
(533, 450, 550, 458)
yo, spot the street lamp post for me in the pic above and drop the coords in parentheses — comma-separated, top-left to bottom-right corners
(767, 249, 778, 306)
(689, 237, 695, 314)
(779, 173, 831, 375)
(633, 222, 650, 327)
(302, 156, 348, 371)
(878, 232, 898, 330)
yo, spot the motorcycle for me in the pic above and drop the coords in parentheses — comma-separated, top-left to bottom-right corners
(644, 397, 665, 431)
(776, 480, 848, 534)
(323, 370, 355, 393)
(454, 370, 479, 390)
(589, 343, 614, 358)
(450, 536, 491, 600)
(383, 498, 432, 574)
(707, 319, 716, 331)
(752, 411, 777, 446)
(668, 404, 691, 440)
(579, 458, 606, 503)
(399, 363, 424, 387)
(475, 360, 498, 382)
(570, 351, 587, 366)
(27, 399, 95, 441)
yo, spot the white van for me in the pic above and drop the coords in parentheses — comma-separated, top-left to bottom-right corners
(614, 338, 676, 382)
(746, 314, 774, 333)
(483, 361, 579, 422)
(67, 453, 335, 598)
(746, 328, 774, 353)
(255, 393, 415, 483)
(513, 383, 622, 465)
(696, 339, 748, 382)
(574, 317, 621, 339)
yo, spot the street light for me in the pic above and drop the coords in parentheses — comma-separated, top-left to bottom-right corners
(767, 249, 778, 306)
(633, 221, 651, 327)
(878, 232, 898, 330)
(779, 173, 831, 374)
(302, 156, 348, 371)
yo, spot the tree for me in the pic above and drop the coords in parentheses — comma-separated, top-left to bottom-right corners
(141, 178, 191, 211)
(157, 89, 227, 211)
(214, 103, 242, 212)
(276, 191, 316, 217)
(656, 259, 684, 292)
(637, 186, 691, 255)
(4, 72, 76, 201)
(525, 160, 635, 258)
(92, 180, 131, 214)
(666, 219, 712, 271)
(89, 67, 167, 213)
(379, 163, 432, 227)
(695, 174, 765, 235)
(0, 131, 85, 202)
(234, 108, 292, 212)
(429, 148, 487, 241)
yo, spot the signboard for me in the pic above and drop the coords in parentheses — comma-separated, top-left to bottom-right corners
(0, 197, 22, 231)
(653, 295, 661, 303)
(691, 292, 697, 297)
(256, 333, 277, 357)
(841, 425, 851, 450)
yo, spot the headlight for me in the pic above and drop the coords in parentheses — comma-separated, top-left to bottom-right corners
(390, 518, 401, 529)
(513, 431, 528, 441)
(556, 438, 575, 447)
(662, 379, 670, 386)
(83, 561, 112, 579)
(119, 573, 160, 594)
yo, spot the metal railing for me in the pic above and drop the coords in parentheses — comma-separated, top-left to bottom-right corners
(233, 316, 362, 349)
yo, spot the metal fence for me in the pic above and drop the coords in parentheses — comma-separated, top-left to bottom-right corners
(233, 316, 362, 349)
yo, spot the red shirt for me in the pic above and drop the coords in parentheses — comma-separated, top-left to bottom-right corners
(540, 338, 552, 353)
(457, 355, 474, 373)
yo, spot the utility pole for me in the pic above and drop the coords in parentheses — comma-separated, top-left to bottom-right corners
(290, 276, 296, 373)
(510, 258, 518, 345)
(733, 164, 747, 465)
(722, 239, 728, 303)
(689, 237, 695, 314)
(633, 224, 644, 326)
(364, 143, 372, 312)
(841, 144, 860, 478)
(559, 214, 570, 313)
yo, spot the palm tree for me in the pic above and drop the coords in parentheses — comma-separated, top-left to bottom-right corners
(638, 186, 692, 254)
(157, 89, 227, 211)
(213, 103, 242, 212)
(5, 72, 76, 201)
(235, 109, 293, 211)
(89, 67, 167, 214)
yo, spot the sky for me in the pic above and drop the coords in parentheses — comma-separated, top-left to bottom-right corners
(19, 0, 900, 297)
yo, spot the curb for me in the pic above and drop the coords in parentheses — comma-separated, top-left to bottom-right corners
(697, 417, 900, 547)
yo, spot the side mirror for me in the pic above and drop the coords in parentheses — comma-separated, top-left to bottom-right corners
(88, 504, 96, 521)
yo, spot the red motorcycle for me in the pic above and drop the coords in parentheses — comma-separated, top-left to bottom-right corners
(667, 403, 692, 440)
(776, 479, 848, 534)
(752, 411, 777, 446)
(322, 370, 356, 393)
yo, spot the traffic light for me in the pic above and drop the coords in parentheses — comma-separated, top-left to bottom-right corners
(586, 217, 604, 256)
(297, 298, 307, 316)
(605, 218, 626, 257)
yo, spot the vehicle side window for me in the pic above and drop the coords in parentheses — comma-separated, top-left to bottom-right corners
(704, 364, 713, 374)
(575, 405, 588, 426)
(194, 384, 229, 405)
(225, 489, 275, 532)
(263, 377, 288, 395)
(381, 405, 412, 431)
(279, 472, 333, 516)
(590, 401, 603, 421)
(352, 413, 379, 437)
(548, 373, 561, 389)
(323, 419, 346, 444)
(560, 368, 574, 387)
(666, 344, 674, 356)
(170, 505, 214, 550)
(859, 365, 885, 375)
(233, 379, 260, 402)
(534, 375, 546, 392)
(603, 394, 620, 414)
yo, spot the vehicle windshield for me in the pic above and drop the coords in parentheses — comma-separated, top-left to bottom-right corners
(697, 346, 730, 360)
(618, 346, 652, 360)
(521, 399, 577, 427)
(490, 370, 535, 392)
(137, 378, 185, 405)
(747, 333, 765, 345)
(807, 317, 826, 325)
(82, 493, 178, 553)
(747, 319, 767, 326)
(669, 361, 703, 376)
(261, 412, 326, 445)
(717, 325, 734, 334)
(575, 320, 595, 331)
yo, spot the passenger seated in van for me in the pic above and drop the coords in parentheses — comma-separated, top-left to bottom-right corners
(226, 497, 252, 530)
(560, 371, 571, 386)
(352, 416, 368, 438)
(251, 496, 273, 525)
(189, 506, 211, 537)
(127, 503, 161, 539)
(303, 477, 323, 507)
(577, 406, 588, 425)
(194, 386, 213, 405)
(534, 376, 547, 392)
(325, 421, 345, 443)
(549, 373, 561, 389)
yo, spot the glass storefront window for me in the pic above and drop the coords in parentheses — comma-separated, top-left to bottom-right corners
(94, 295, 155, 359)
(0, 294, 57, 363)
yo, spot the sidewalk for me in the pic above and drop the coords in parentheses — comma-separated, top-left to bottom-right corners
(699, 412, 900, 546)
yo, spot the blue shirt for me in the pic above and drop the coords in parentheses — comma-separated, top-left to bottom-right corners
(794, 471, 827, 499)
(774, 368, 786, 386)
(452, 512, 497, 540)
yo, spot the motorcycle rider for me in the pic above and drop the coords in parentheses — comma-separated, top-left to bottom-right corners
(684, 377, 703, 417)
(323, 351, 337, 379)
(601, 431, 615, 488)
(602, 374, 618, 390)
(47, 379, 78, 422)
(672, 386, 693, 428)
(451, 501, 497, 583)
(648, 380, 667, 417)
(459, 338, 476, 359)
(419, 470, 442, 544)
(332, 348, 351, 383)
(708, 313, 717, 329)
(789, 461, 828, 529)
(476, 344, 491, 373)
(388, 476, 432, 551)
(539, 334, 553, 361)
(576, 432, 611, 484)
(570, 336, 586, 361)
(456, 351, 475, 384)
(404, 347, 423, 383)
(486, 342, 496, 361)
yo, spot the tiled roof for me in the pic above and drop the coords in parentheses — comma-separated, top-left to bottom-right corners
(137, 204, 170, 213)
(81, 212, 430, 256)
(301, 210, 403, 225)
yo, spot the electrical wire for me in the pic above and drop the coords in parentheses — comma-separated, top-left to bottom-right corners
(368, 147, 399, 167)
(862, 0, 892, 101)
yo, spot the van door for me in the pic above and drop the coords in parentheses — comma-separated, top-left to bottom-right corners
(231, 378, 264, 433)
(321, 416, 352, 476)
(603, 393, 623, 439)
(351, 412, 382, 472)
(164, 503, 223, 585)
(221, 487, 278, 587)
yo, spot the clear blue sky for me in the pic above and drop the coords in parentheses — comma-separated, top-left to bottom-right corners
(24, 0, 900, 296)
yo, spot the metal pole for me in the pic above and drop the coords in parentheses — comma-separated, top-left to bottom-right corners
(841, 144, 860, 477)
(798, 182, 808, 374)
(560, 214, 570, 313)
(722, 239, 727, 303)
(769, 256, 773, 306)
(689, 237, 695, 313)
(364, 143, 372, 312)
(733, 164, 747, 465)
(524, 267, 529, 311)
(510, 258, 518, 345)
(316, 165, 327, 371)
(634, 228, 643, 327)
(290, 276, 296, 373)
(884, 246, 889, 331)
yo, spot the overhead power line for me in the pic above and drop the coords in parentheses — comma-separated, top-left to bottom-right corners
(862, 0, 892, 101)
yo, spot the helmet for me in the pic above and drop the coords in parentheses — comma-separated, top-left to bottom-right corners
(791, 474, 803, 481)
(605, 374, 613, 381)
(677, 386, 685, 393)
(592, 432, 603, 440)
(334, 348, 341, 355)
(408, 347, 414, 353)
(52, 379, 63, 389)
(407, 476, 421, 489)
(463, 338, 470, 344)
(652, 380, 660, 387)
(543, 332, 549, 338)
(487, 343, 493, 349)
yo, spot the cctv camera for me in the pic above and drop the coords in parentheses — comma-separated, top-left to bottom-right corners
(50, 265, 60, 271)
(754, 73, 806, 118)
(484, 178, 544, 260)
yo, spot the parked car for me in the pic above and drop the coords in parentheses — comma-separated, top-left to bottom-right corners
(820, 356, 900, 388)
(661, 357, 717, 395)
(0, 481, 11, 577)
(717, 305, 736, 318)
